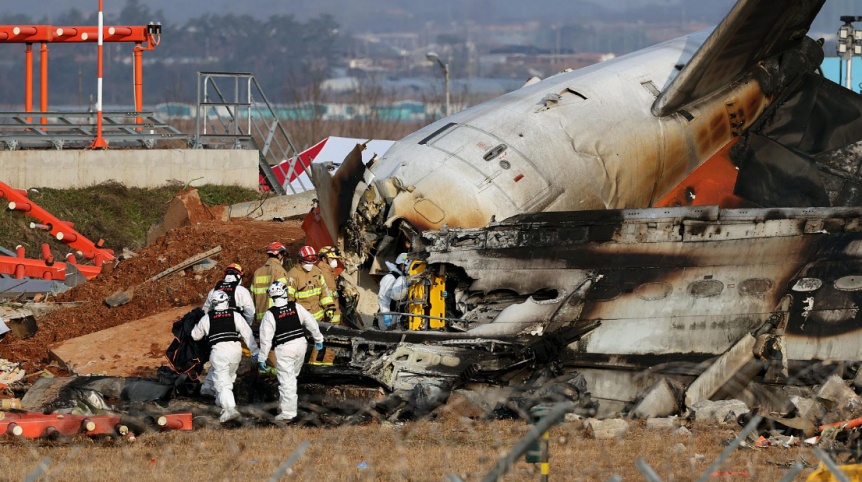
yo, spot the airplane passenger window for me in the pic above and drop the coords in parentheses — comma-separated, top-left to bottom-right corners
(688, 279, 723, 298)
(738, 278, 773, 297)
(635, 282, 672, 301)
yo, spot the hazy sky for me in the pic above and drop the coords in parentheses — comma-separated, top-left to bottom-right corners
(0, 0, 851, 37)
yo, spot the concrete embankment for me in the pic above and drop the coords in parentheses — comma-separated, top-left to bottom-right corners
(1, 149, 259, 189)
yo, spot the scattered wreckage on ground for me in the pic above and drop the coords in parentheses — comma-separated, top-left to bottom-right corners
(297, 0, 862, 430)
(10, 0, 862, 451)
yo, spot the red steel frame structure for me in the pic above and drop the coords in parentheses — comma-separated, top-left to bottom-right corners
(0, 181, 115, 281)
(0, 19, 161, 141)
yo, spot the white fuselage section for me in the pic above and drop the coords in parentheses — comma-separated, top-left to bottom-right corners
(371, 29, 769, 231)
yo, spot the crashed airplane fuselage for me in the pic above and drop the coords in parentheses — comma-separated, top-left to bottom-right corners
(309, 0, 862, 413)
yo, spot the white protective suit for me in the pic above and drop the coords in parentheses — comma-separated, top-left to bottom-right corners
(191, 307, 259, 421)
(377, 262, 408, 330)
(257, 298, 323, 420)
(200, 274, 257, 397)
(202, 274, 256, 325)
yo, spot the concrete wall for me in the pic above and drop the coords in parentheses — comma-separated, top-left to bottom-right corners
(0, 149, 259, 189)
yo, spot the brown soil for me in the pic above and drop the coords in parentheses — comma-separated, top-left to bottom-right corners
(0, 216, 306, 375)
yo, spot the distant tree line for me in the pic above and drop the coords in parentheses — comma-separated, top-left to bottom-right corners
(0, 0, 346, 108)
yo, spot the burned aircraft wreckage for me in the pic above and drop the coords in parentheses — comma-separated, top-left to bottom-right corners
(305, 0, 862, 418)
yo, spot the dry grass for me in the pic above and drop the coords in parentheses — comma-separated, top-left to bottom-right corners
(0, 418, 817, 481)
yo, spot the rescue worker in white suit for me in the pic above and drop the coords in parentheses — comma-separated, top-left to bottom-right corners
(257, 280, 324, 422)
(202, 263, 255, 323)
(200, 263, 256, 398)
(191, 290, 260, 423)
(377, 252, 409, 330)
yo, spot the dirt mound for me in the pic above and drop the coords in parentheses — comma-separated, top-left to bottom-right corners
(0, 217, 306, 374)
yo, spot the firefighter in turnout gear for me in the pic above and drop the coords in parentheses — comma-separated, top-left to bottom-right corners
(285, 245, 335, 322)
(257, 281, 324, 422)
(250, 242, 290, 327)
(200, 263, 255, 398)
(191, 290, 259, 423)
(316, 246, 343, 324)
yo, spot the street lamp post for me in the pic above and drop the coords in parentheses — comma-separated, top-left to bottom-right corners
(426, 52, 450, 117)
(837, 16, 862, 91)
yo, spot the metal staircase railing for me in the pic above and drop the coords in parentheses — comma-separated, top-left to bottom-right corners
(193, 71, 310, 195)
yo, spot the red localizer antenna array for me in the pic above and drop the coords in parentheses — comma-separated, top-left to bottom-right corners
(0, 10, 161, 147)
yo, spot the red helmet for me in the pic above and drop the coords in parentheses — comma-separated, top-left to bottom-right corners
(225, 263, 243, 276)
(266, 241, 286, 256)
(298, 245, 317, 263)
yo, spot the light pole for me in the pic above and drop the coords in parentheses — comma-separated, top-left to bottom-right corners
(837, 16, 862, 91)
(426, 52, 450, 117)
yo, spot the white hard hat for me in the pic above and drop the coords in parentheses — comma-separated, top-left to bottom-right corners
(395, 253, 408, 265)
(212, 290, 230, 310)
(268, 281, 287, 299)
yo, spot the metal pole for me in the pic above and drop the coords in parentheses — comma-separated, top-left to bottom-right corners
(90, 0, 108, 148)
(480, 402, 574, 482)
(24, 43, 32, 123)
(847, 56, 854, 91)
(134, 42, 143, 128)
(39, 41, 47, 125)
(195, 72, 202, 145)
(444, 63, 450, 117)
(539, 430, 550, 482)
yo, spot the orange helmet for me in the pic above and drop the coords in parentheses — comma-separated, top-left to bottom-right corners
(298, 245, 317, 263)
(225, 263, 243, 276)
(266, 241, 286, 256)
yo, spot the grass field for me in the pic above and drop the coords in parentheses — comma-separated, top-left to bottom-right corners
(0, 182, 260, 254)
(0, 418, 818, 481)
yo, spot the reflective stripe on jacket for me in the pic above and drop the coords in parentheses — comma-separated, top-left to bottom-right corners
(286, 265, 334, 320)
(251, 258, 288, 321)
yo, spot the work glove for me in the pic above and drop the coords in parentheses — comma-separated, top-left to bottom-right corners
(259, 361, 268, 373)
(383, 314, 392, 328)
(324, 308, 335, 319)
(251, 354, 258, 363)
(314, 341, 324, 351)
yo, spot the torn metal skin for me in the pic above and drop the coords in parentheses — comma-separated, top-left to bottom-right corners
(306, 0, 862, 417)
(305, 321, 600, 418)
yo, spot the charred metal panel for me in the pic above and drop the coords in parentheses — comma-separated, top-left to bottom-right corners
(422, 206, 862, 361)
(366, 344, 484, 391)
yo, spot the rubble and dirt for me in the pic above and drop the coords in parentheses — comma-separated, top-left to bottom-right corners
(0, 216, 305, 376)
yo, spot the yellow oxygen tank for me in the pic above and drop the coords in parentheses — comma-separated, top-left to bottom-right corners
(406, 260, 446, 330)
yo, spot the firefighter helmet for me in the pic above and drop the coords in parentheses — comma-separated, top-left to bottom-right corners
(318, 245, 340, 259)
(299, 245, 317, 263)
(225, 263, 243, 276)
(266, 241, 286, 256)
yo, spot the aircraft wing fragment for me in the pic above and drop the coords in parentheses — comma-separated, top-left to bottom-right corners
(652, 0, 825, 117)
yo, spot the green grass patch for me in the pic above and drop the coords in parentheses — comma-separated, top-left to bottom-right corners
(0, 181, 259, 254)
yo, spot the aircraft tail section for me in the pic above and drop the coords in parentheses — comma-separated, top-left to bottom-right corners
(652, 0, 825, 117)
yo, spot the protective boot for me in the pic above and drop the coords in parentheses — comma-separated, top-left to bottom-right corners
(219, 407, 240, 423)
